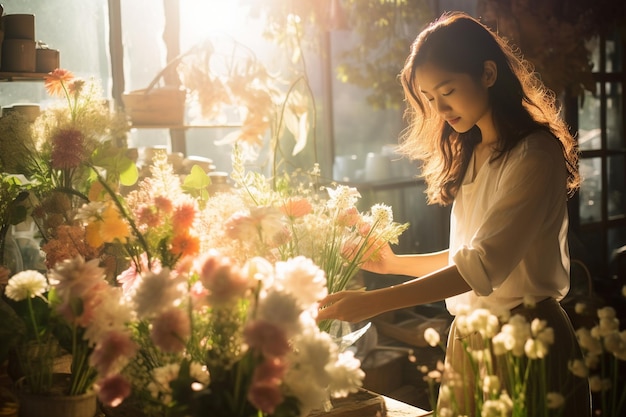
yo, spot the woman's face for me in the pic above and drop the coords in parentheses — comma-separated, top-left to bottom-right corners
(415, 61, 494, 134)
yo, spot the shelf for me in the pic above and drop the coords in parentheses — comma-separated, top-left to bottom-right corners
(0, 72, 48, 81)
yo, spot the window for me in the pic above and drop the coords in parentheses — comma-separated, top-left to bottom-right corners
(573, 30, 626, 280)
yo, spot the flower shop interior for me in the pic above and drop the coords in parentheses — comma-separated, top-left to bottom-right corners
(1, 1, 625, 417)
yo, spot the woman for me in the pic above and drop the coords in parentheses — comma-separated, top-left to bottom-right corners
(317, 12, 590, 417)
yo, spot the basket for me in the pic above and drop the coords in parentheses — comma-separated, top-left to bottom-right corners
(122, 57, 187, 126)
(122, 86, 186, 126)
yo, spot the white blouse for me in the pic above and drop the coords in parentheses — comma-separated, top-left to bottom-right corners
(446, 131, 571, 315)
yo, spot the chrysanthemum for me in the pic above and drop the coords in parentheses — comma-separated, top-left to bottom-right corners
(274, 256, 327, 306)
(44, 68, 74, 97)
(4, 270, 48, 301)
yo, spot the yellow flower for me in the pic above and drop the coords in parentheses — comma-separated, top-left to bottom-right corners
(100, 203, 131, 243)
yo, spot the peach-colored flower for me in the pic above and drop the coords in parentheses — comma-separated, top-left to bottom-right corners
(280, 197, 312, 218)
(51, 127, 86, 169)
(44, 68, 74, 97)
(150, 308, 191, 353)
(337, 207, 360, 228)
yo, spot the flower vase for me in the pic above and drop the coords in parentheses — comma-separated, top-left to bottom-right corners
(16, 373, 97, 417)
(0, 233, 23, 277)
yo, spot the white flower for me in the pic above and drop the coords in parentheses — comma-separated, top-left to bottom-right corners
(524, 338, 549, 359)
(5, 270, 48, 301)
(189, 362, 210, 386)
(466, 308, 500, 338)
(257, 290, 302, 336)
(522, 294, 536, 308)
(274, 256, 327, 306)
(575, 302, 587, 314)
(568, 359, 589, 378)
(483, 375, 501, 395)
(133, 268, 182, 319)
(326, 350, 365, 397)
(148, 363, 180, 404)
(501, 315, 531, 357)
(482, 398, 510, 417)
(370, 204, 393, 227)
(546, 392, 565, 409)
(424, 327, 441, 347)
(325, 185, 360, 211)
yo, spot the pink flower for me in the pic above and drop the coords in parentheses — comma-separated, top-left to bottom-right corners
(197, 251, 249, 305)
(252, 357, 286, 385)
(247, 382, 283, 415)
(150, 308, 190, 353)
(96, 374, 132, 408)
(117, 254, 160, 294)
(337, 207, 360, 228)
(90, 330, 138, 376)
(244, 319, 290, 358)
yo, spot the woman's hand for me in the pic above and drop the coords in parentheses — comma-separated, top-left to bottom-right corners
(317, 289, 382, 323)
(360, 242, 395, 275)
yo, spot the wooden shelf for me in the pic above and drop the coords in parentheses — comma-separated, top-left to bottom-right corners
(0, 72, 47, 81)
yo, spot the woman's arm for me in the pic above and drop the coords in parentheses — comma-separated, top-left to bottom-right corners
(318, 264, 471, 323)
(362, 243, 450, 277)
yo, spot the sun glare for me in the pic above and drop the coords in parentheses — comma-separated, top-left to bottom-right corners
(180, 1, 255, 46)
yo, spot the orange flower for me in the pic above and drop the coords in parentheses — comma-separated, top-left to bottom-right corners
(170, 232, 200, 258)
(44, 68, 74, 97)
(172, 203, 196, 230)
(85, 222, 105, 248)
(280, 198, 312, 218)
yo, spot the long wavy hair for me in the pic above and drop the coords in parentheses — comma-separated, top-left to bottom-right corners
(397, 12, 580, 206)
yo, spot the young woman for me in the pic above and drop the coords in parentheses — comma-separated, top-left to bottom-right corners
(317, 12, 590, 417)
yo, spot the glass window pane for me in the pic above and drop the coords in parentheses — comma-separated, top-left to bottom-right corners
(580, 157, 602, 224)
(608, 155, 625, 218)
(608, 227, 626, 276)
(606, 31, 623, 73)
(578, 83, 602, 151)
(607, 82, 624, 150)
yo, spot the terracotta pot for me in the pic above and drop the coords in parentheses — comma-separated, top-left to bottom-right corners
(16, 373, 97, 417)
